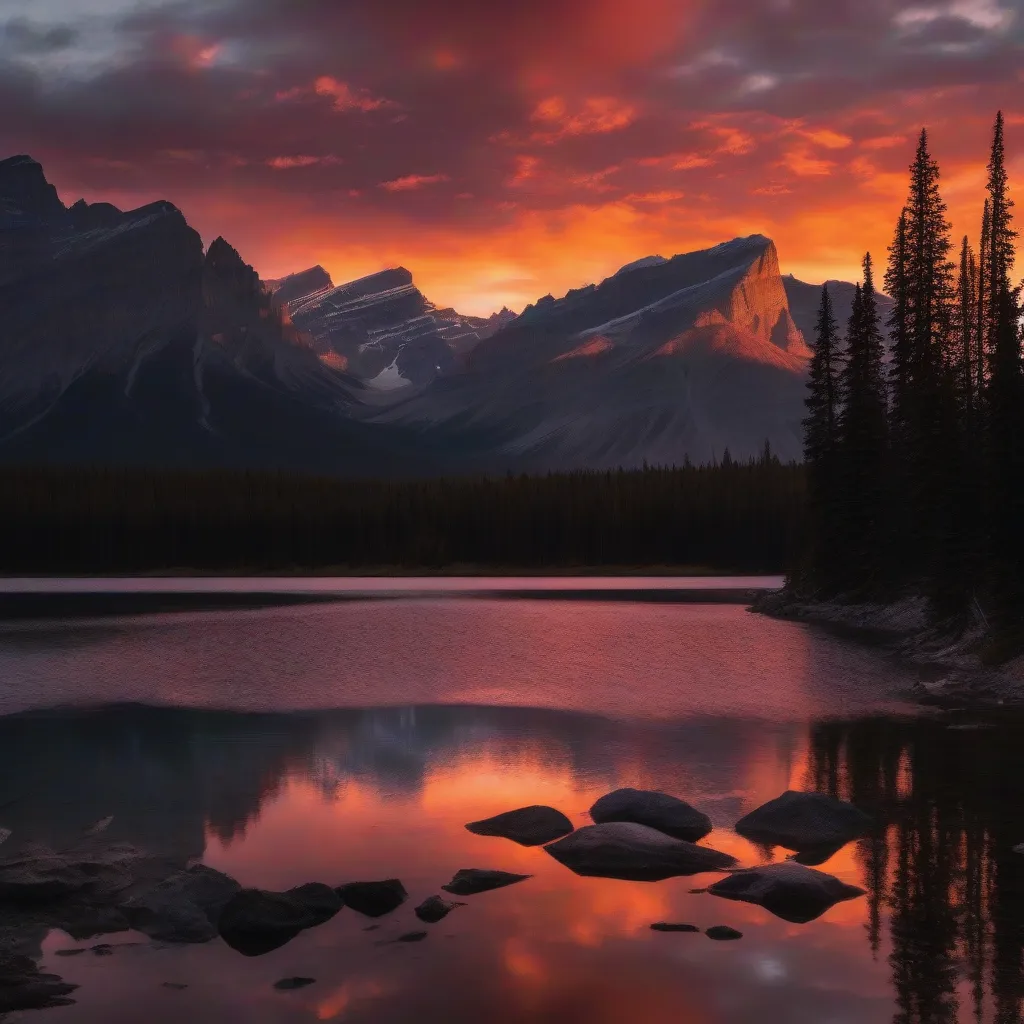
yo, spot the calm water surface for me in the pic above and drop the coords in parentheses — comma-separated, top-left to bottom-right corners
(1, 593, 1022, 1024)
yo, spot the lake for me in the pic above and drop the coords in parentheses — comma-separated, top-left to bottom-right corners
(1, 584, 1021, 1024)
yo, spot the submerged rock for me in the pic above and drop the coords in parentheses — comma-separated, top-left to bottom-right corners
(120, 864, 241, 943)
(414, 895, 465, 923)
(705, 926, 743, 941)
(650, 922, 699, 933)
(545, 823, 736, 881)
(397, 931, 428, 943)
(734, 791, 871, 851)
(466, 806, 573, 846)
(706, 862, 866, 923)
(219, 885, 340, 957)
(0, 951, 78, 1013)
(441, 869, 532, 897)
(336, 880, 407, 918)
(273, 977, 316, 991)
(590, 789, 712, 842)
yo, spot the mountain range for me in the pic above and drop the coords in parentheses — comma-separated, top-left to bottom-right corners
(0, 155, 885, 475)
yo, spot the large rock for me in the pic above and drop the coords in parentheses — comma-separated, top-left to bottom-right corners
(414, 895, 465, 923)
(545, 823, 736, 881)
(0, 951, 77, 1013)
(705, 862, 866, 923)
(442, 869, 532, 896)
(466, 806, 573, 846)
(120, 864, 241, 943)
(219, 885, 341, 957)
(0, 852, 90, 904)
(734, 791, 872, 851)
(335, 880, 407, 918)
(589, 789, 712, 842)
(0, 843, 144, 906)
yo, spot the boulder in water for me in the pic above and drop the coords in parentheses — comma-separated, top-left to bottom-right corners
(414, 895, 465, 923)
(650, 922, 699, 933)
(336, 880, 407, 918)
(545, 823, 736, 881)
(120, 864, 241, 943)
(466, 806, 573, 846)
(590, 789, 712, 842)
(706, 861, 866, 923)
(734, 791, 871, 851)
(705, 925, 743, 941)
(442, 869, 531, 896)
(218, 885, 341, 957)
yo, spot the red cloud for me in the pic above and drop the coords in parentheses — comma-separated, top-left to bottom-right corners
(379, 173, 451, 191)
(529, 96, 636, 143)
(267, 155, 342, 169)
(276, 77, 397, 113)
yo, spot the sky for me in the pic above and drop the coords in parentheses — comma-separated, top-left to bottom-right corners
(1, 0, 1022, 315)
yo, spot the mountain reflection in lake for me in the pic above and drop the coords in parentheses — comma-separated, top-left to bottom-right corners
(0, 600, 1022, 1023)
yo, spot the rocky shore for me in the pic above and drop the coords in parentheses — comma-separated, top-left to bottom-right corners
(1, 788, 875, 1015)
(752, 588, 1024, 709)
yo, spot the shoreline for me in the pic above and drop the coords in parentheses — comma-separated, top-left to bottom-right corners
(0, 585, 776, 622)
(751, 589, 1024, 710)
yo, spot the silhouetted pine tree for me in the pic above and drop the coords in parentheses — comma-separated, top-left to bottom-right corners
(955, 236, 979, 416)
(838, 254, 890, 594)
(983, 114, 1023, 637)
(886, 210, 917, 581)
(901, 130, 960, 615)
(976, 199, 991, 394)
(802, 285, 845, 592)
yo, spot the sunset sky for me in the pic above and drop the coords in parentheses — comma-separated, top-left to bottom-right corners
(2, 0, 1022, 315)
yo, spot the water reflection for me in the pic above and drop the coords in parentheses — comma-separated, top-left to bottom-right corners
(0, 703, 1021, 1022)
(809, 716, 1024, 1024)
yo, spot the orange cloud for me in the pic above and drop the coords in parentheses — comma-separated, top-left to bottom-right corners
(625, 190, 686, 202)
(861, 134, 909, 150)
(267, 155, 342, 169)
(529, 96, 636, 143)
(508, 155, 541, 185)
(276, 77, 397, 113)
(379, 173, 451, 191)
(796, 128, 854, 149)
(691, 121, 757, 156)
(777, 146, 836, 177)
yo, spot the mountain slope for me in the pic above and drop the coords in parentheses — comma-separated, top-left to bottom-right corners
(279, 266, 514, 386)
(0, 156, 430, 474)
(783, 274, 895, 343)
(368, 235, 812, 468)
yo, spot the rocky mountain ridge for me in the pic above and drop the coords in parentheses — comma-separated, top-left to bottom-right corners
(0, 154, 879, 474)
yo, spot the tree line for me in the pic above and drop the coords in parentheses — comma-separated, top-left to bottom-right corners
(0, 456, 803, 574)
(800, 112, 1023, 649)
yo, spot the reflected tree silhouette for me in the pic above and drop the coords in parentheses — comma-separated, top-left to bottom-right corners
(808, 715, 1024, 1024)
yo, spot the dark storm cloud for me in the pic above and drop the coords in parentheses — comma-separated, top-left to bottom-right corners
(3, 18, 79, 53)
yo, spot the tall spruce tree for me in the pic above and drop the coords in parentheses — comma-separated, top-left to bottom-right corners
(838, 255, 890, 593)
(903, 129, 958, 613)
(982, 111, 1024, 636)
(976, 199, 991, 394)
(955, 236, 979, 415)
(885, 210, 917, 581)
(802, 285, 845, 592)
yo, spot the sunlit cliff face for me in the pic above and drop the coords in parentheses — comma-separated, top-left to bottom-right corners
(3, 0, 1023, 313)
